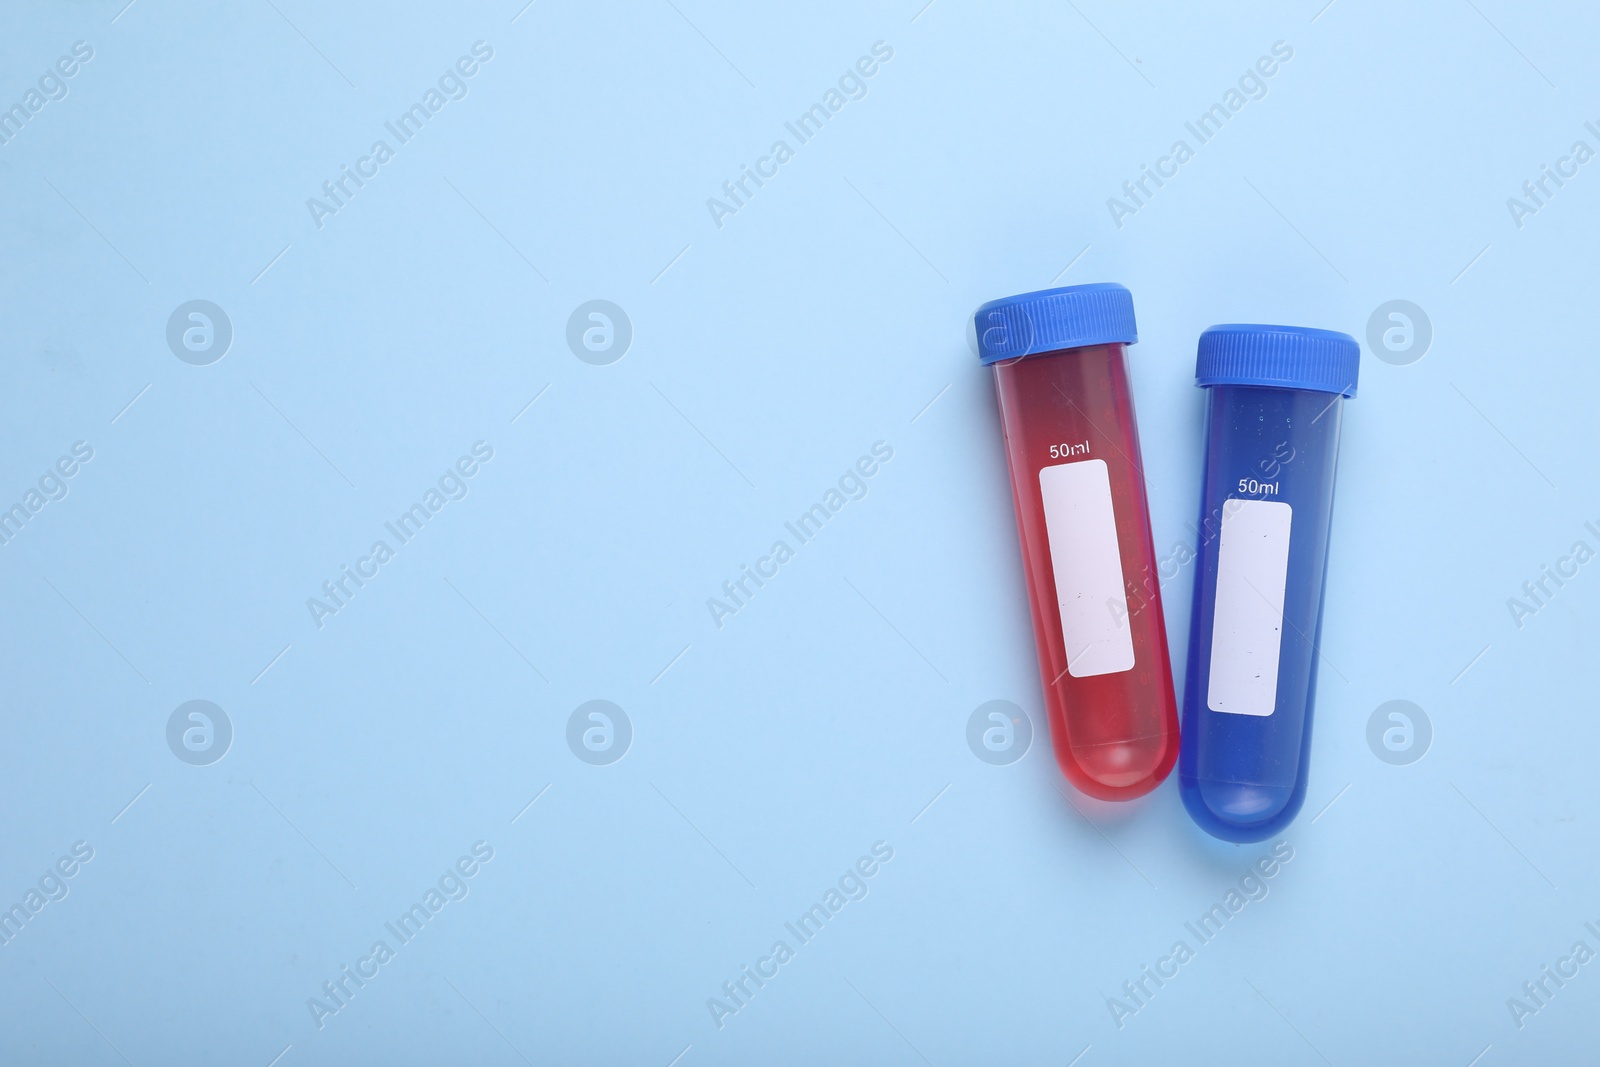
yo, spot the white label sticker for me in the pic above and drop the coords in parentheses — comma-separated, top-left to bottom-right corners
(1207, 499, 1294, 716)
(1038, 459, 1135, 678)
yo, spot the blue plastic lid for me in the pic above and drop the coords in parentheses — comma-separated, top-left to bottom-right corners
(974, 282, 1138, 365)
(1195, 323, 1359, 397)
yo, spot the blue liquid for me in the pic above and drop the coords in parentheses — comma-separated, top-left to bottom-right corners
(1179, 384, 1345, 842)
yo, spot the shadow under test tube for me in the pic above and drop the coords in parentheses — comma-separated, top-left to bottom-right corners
(978, 284, 1179, 801)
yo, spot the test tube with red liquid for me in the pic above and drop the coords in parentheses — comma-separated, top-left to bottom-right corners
(975, 283, 1179, 800)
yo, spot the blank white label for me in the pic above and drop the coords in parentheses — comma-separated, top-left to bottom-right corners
(1207, 499, 1294, 715)
(1038, 459, 1135, 678)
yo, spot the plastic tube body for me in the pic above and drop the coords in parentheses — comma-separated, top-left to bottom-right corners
(1179, 383, 1344, 841)
(992, 342, 1179, 800)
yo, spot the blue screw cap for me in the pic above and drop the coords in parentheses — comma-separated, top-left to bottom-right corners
(1196, 323, 1360, 397)
(974, 282, 1139, 365)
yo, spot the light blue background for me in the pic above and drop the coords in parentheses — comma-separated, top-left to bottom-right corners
(1, 1, 1596, 1063)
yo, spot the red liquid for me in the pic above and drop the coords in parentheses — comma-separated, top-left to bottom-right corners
(992, 342, 1178, 800)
